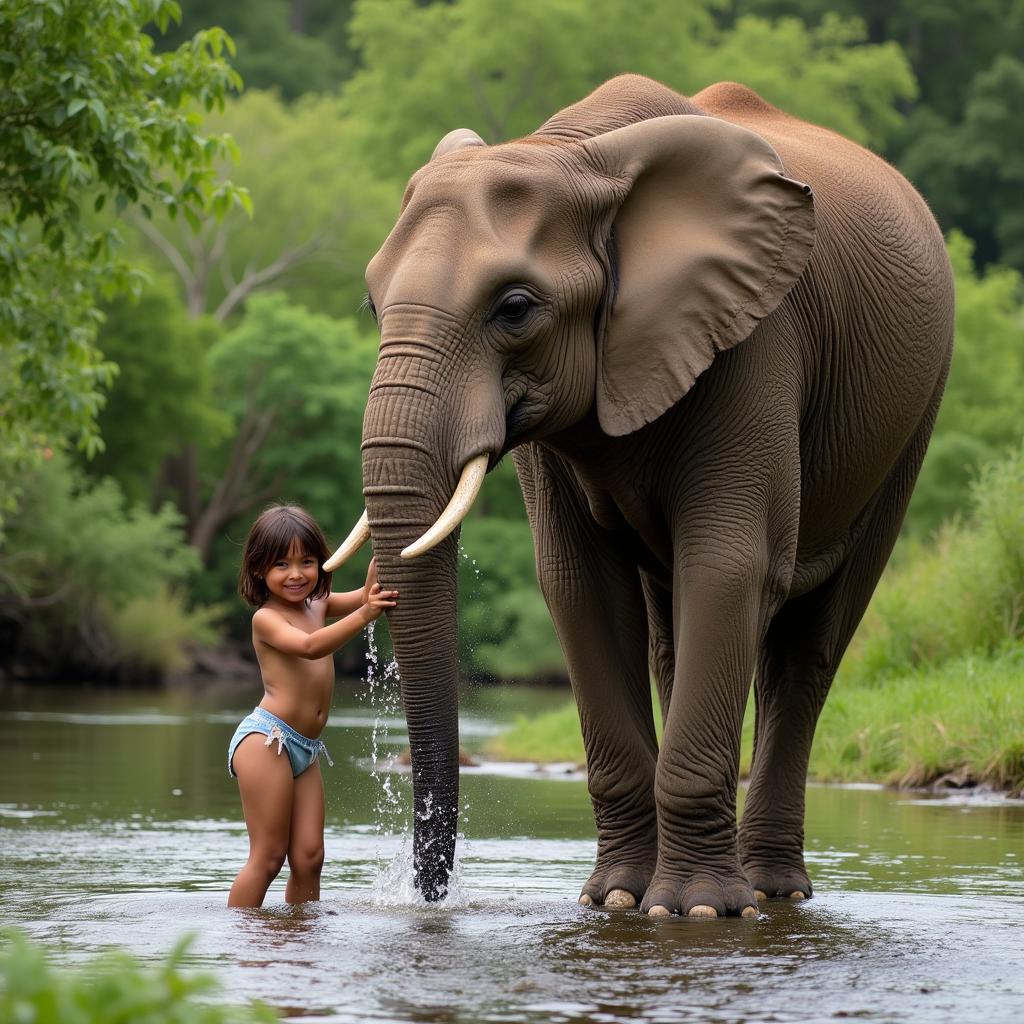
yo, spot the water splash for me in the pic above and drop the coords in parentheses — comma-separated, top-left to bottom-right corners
(362, 621, 405, 839)
(363, 620, 466, 907)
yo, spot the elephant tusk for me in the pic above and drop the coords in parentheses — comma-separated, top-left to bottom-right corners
(323, 510, 370, 571)
(401, 454, 489, 559)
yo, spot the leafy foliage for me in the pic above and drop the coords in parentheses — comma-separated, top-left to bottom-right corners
(0, 0, 247, 520)
(0, 929, 276, 1024)
(907, 233, 1024, 534)
(194, 294, 378, 610)
(0, 452, 214, 678)
(151, 0, 358, 99)
(341, 0, 914, 184)
(897, 55, 1024, 273)
(694, 14, 915, 147)
(5, 0, 1023, 687)
(90, 273, 226, 505)
(459, 509, 563, 679)
(846, 442, 1024, 682)
(128, 89, 395, 323)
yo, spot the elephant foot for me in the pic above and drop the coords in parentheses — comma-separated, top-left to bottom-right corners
(639, 867, 758, 919)
(742, 856, 813, 902)
(578, 862, 653, 909)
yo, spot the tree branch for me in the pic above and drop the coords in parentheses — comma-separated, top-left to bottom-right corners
(131, 213, 199, 306)
(213, 234, 328, 322)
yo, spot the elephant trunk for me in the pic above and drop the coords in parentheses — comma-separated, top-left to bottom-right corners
(361, 381, 464, 902)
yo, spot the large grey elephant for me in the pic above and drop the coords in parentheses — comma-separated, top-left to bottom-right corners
(326, 75, 954, 917)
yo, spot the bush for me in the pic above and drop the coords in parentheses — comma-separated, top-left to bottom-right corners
(107, 586, 223, 677)
(0, 453, 219, 679)
(842, 441, 1024, 683)
(0, 930, 276, 1024)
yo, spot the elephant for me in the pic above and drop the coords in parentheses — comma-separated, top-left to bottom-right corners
(326, 74, 954, 917)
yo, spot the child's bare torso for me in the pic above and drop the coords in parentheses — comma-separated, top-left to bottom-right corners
(253, 598, 334, 738)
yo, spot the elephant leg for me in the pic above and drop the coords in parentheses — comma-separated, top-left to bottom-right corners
(740, 415, 941, 902)
(515, 447, 658, 908)
(640, 548, 767, 920)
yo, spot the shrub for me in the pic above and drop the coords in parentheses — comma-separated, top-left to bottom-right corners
(0, 930, 276, 1024)
(842, 441, 1024, 684)
(0, 453, 219, 678)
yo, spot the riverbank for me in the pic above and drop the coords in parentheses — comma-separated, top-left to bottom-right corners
(485, 645, 1024, 795)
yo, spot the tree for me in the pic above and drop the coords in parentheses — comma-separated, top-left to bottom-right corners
(0, 0, 248, 524)
(341, 0, 915, 185)
(730, 0, 1024, 124)
(0, 451, 215, 679)
(127, 89, 394, 324)
(120, 90, 395, 555)
(688, 14, 915, 148)
(151, 0, 358, 99)
(905, 233, 1024, 535)
(89, 274, 226, 506)
(195, 294, 377, 572)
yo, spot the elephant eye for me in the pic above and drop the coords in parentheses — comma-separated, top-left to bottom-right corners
(362, 293, 378, 323)
(493, 292, 532, 326)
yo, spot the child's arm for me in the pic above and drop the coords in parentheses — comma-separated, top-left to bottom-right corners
(325, 557, 382, 618)
(254, 583, 398, 660)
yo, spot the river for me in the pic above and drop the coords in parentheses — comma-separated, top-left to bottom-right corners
(1, 681, 1022, 1023)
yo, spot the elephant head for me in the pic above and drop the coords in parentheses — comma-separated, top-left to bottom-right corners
(327, 106, 814, 901)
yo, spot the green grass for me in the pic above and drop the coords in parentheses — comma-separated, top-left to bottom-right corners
(486, 645, 1024, 794)
(813, 645, 1024, 790)
(0, 930, 276, 1024)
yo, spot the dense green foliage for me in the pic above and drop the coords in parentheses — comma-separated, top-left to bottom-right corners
(0, 930, 276, 1024)
(2, 0, 1022, 683)
(906, 234, 1024, 535)
(0, 0, 247, 519)
(845, 442, 1024, 681)
(153, 0, 358, 99)
(197, 294, 377, 609)
(342, 0, 913, 180)
(90, 274, 225, 505)
(0, 452, 217, 679)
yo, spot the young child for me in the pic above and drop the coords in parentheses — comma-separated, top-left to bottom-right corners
(227, 503, 397, 908)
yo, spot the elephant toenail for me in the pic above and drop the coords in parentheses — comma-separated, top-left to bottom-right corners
(579, 893, 594, 906)
(688, 905, 718, 919)
(789, 891, 806, 901)
(604, 889, 636, 908)
(647, 904, 672, 918)
(754, 889, 767, 901)
(741, 906, 759, 919)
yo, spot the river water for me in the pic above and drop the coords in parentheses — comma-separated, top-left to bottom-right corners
(1, 682, 1022, 1023)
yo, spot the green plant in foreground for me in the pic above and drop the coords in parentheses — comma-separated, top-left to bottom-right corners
(0, 930, 276, 1024)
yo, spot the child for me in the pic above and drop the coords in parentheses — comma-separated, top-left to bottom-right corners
(227, 503, 397, 908)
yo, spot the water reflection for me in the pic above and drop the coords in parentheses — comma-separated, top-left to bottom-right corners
(1, 685, 1022, 1023)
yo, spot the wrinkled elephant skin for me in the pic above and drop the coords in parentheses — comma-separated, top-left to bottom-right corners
(357, 75, 954, 915)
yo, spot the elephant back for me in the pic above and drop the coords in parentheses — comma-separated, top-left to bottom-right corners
(535, 74, 701, 141)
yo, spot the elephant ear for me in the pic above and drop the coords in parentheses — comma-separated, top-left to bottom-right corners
(581, 115, 815, 437)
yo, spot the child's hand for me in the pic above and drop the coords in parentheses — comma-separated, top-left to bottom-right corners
(365, 581, 398, 620)
(365, 556, 379, 600)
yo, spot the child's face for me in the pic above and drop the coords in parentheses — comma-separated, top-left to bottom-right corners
(263, 537, 320, 606)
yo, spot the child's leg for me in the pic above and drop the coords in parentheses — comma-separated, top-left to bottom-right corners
(285, 762, 325, 904)
(228, 734, 294, 907)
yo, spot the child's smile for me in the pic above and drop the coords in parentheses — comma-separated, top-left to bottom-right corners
(265, 539, 320, 605)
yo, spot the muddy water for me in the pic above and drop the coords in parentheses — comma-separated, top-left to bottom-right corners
(1, 685, 1022, 1023)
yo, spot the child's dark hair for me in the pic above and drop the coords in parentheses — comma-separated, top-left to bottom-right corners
(238, 504, 332, 608)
